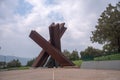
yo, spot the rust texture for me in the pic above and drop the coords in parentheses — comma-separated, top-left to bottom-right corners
(29, 23, 74, 67)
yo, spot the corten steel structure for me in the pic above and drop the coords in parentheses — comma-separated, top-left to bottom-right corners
(29, 23, 74, 68)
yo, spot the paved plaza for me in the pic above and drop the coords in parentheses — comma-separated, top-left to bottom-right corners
(0, 68, 120, 80)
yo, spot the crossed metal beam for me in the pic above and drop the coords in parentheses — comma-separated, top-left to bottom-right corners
(29, 23, 74, 67)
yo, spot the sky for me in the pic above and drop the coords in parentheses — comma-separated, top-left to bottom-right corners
(0, 0, 119, 58)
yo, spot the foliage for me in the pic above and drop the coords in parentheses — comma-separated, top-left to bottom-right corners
(7, 59, 21, 68)
(3, 66, 29, 71)
(94, 53, 120, 61)
(73, 60, 82, 67)
(63, 49, 80, 61)
(63, 49, 71, 60)
(70, 50, 79, 61)
(0, 62, 6, 68)
(91, 2, 120, 53)
(17, 66, 29, 70)
(26, 58, 35, 66)
(80, 46, 103, 60)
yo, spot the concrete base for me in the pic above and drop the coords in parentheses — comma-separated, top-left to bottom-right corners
(81, 60, 120, 70)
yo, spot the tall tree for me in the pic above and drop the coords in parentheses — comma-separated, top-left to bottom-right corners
(91, 2, 120, 53)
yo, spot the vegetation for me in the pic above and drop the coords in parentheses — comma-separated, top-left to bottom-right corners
(63, 49, 71, 59)
(91, 2, 120, 53)
(94, 53, 120, 61)
(0, 62, 6, 68)
(70, 50, 80, 60)
(80, 46, 103, 60)
(63, 49, 82, 67)
(0, 59, 29, 71)
(73, 60, 82, 67)
(2, 66, 30, 71)
(78, 2, 120, 61)
(26, 58, 35, 66)
(7, 59, 21, 68)
(63, 49, 80, 61)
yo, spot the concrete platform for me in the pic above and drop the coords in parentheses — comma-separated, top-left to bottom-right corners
(81, 60, 120, 70)
(0, 68, 120, 80)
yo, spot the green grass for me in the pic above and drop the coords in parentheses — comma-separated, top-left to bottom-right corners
(94, 54, 120, 61)
(73, 60, 82, 67)
(0, 66, 30, 71)
(17, 66, 30, 70)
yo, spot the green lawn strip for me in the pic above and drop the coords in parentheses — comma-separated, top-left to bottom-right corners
(73, 60, 82, 67)
(17, 66, 30, 70)
(94, 54, 120, 61)
(0, 66, 30, 71)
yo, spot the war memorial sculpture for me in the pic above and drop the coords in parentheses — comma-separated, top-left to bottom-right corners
(29, 23, 74, 68)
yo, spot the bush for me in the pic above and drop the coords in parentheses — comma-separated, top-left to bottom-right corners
(94, 54, 120, 61)
(73, 60, 82, 67)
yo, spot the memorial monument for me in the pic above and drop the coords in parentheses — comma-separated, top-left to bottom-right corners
(29, 23, 74, 68)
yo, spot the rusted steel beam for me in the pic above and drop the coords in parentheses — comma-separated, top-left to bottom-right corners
(32, 50, 49, 67)
(46, 24, 61, 67)
(32, 23, 67, 67)
(49, 24, 61, 51)
(29, 30, 74, 66)
(32, 23, 55, 67)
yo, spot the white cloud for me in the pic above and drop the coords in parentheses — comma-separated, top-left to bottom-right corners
(0, 0, 18, 19)
(0, 0, 119, 58)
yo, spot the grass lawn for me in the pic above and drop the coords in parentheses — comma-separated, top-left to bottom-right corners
(73, 60, 82, 67)
(17, 66, 30, 70)
(0, 66, 30, 71)
(94, 54, 120, 61)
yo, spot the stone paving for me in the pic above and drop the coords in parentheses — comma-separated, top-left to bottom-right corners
(0, 68, 120, 80)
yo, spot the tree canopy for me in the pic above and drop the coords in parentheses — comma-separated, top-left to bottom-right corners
(91, 2, 120, 53)
(26, 58, 35, 66)
(80, 46, 103, 60)
(63, 49, 80, 61)
(70, 50, 79, 61)
(7, 59, 21, 68)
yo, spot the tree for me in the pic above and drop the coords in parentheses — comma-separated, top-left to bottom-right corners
(91, 2, 120, 53)
(63, 49, 71, 60)
(80, 46, 103, 60)
(26, 58, 35, 66)
(7, 59, 21, 68)
(0, 61, 6, 68)
(63, 49, 79, 61)
(70, 50, 79, 61)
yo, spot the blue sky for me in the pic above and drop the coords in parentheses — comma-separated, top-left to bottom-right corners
(0, 0, 119, 58)
(14, 0, 33, 16)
